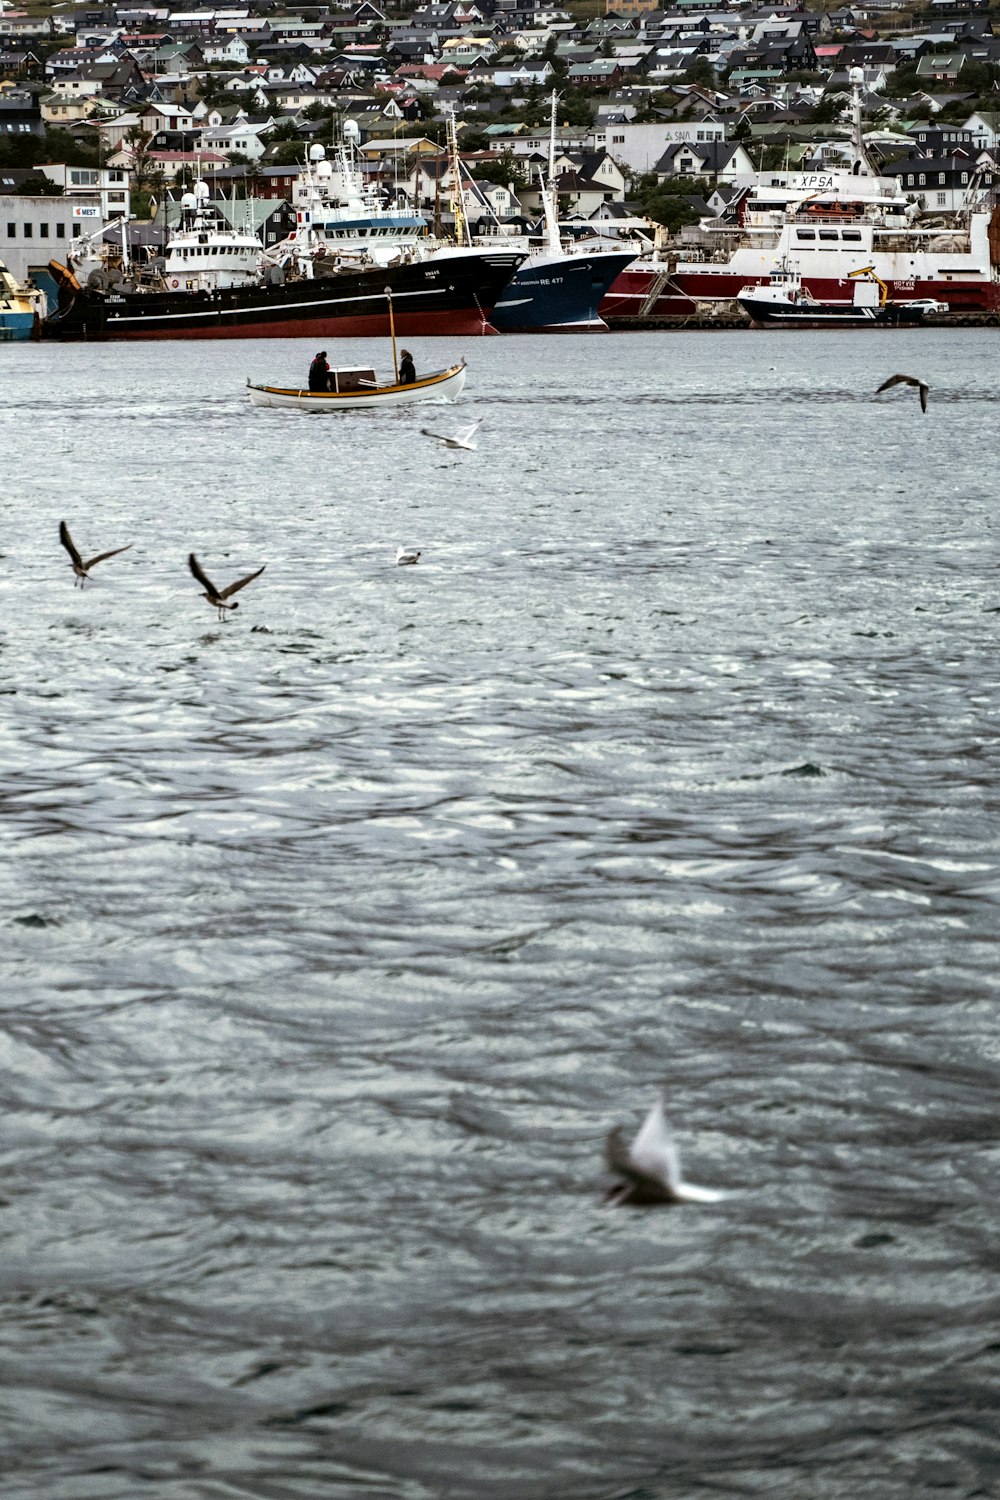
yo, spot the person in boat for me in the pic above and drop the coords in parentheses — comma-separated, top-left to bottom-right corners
(398, 349, 416, 385)
(309, 351, 331, 392)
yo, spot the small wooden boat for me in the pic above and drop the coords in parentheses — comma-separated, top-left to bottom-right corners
(247, 358, 467, 411)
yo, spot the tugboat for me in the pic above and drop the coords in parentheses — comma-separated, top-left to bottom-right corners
(42, 180, 523, 341)
(737, 263, 948, 328)
(0, 259, 46, 341)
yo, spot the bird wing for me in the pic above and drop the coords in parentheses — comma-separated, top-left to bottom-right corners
(220, 564, 265, 600)
(84, 543, 132, 569)
(59, 521, 82, 568)
(877, 373, 916, 393)
(919, 383, 928, 413)
(420, 428, 447, 442)
(629, 1099, 681, 1190)
(673, 1181, 727, 1204)
(456, 420, 481, 444)
(188, 552, 218, 596)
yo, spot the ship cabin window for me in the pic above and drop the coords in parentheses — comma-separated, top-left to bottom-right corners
(796, 228, 815, 240)
(40, 223, 48, 238)
(57, 224, 66, 239)
(23, 223, 31, 238)
(5, 223, 13, 238)
(818, 228, 839, 240)
(842, 230, 862, 241)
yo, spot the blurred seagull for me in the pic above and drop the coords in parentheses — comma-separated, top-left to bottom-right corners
(188, 552, 265, 621)
(420, 418, 481, 452)
(395, 547, 421, 566)
(604, 1098, 726, 1207)
(876, 373, 928, 413)
(59, 520, 131, 588)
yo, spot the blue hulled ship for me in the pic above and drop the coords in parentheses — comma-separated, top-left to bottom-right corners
(0, 260, 45, 341)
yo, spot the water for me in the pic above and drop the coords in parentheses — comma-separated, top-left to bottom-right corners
(2, 330, 999, 1499)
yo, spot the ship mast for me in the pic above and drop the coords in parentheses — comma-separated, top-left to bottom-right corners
(847, 67, 876, 178)
(540, 89, 561, 253)
(446, 111, 469, 247)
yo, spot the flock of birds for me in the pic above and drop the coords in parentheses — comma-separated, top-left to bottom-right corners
(56, 374, 929, 621)
(57, 522, 424, 618)
(52, 368, 932, 1207)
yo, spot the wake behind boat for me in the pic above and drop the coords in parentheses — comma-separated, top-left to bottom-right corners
(247, 358, 466, 411)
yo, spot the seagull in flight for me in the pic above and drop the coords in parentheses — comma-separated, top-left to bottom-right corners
(188, 552, 265, 621)
(420, 418, 481, 451)
(604, 1098, 726, 1207)
(59, 520, 131, 587)
(876, 373, 928, 413)
(395, 546, 421, 566)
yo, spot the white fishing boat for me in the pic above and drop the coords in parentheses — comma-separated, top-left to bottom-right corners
(247, 358, 466, 410)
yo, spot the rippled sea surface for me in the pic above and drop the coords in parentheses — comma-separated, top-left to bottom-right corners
(2, 330, 999, 1499)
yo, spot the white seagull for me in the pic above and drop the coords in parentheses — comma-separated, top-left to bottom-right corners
(876, 373, 929, 413)
(395, 546, 421, 566)
(420, 418, 481, 452)
(604, 1098, 726, 1207)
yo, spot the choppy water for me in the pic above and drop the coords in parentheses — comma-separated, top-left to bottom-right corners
(2, 330, 999, 1499)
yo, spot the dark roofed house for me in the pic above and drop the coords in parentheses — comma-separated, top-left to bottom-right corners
(655, 139, 754, 180)
(0, 88, 44, 138)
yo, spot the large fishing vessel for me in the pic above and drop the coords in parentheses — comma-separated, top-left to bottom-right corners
(42, 175, 522, 341)
(482, 96, 639, 332)
(603, 73, 1000, 322)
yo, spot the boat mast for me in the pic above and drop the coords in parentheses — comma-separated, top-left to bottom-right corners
(446, 110, 469, 247)
(541, 89, 561, 253)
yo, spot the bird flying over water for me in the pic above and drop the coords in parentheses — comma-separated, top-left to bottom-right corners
(395, 546, 421, 566)
(876, 373, 928, 413)
(188, 552, 265, 620)
(604, 1098, 726, 1207)
(59, 520, 131, 587)
(419, 419, 481, 452)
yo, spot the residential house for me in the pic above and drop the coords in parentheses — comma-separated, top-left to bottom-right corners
(655, 138, 755, 182)
(39, 162, 131, 218)
(0, 87, 43, 139)
(885, 150, 992, 210)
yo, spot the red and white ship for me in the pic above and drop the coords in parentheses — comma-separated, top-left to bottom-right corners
(603, 75, 1000, 321)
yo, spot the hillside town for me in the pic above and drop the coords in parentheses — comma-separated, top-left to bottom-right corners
(1, 0, 999, 329)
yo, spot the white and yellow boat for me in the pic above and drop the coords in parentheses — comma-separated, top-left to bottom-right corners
(247, 358, 466, 411)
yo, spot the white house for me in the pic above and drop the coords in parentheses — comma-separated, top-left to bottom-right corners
(589, 119, 727, 175)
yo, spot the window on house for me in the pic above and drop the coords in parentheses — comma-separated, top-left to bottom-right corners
(961, 172, 968, 183)
(918, 173, 925, 185)
(6, 223, 14, 238)
(937, 192, 947, 206)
